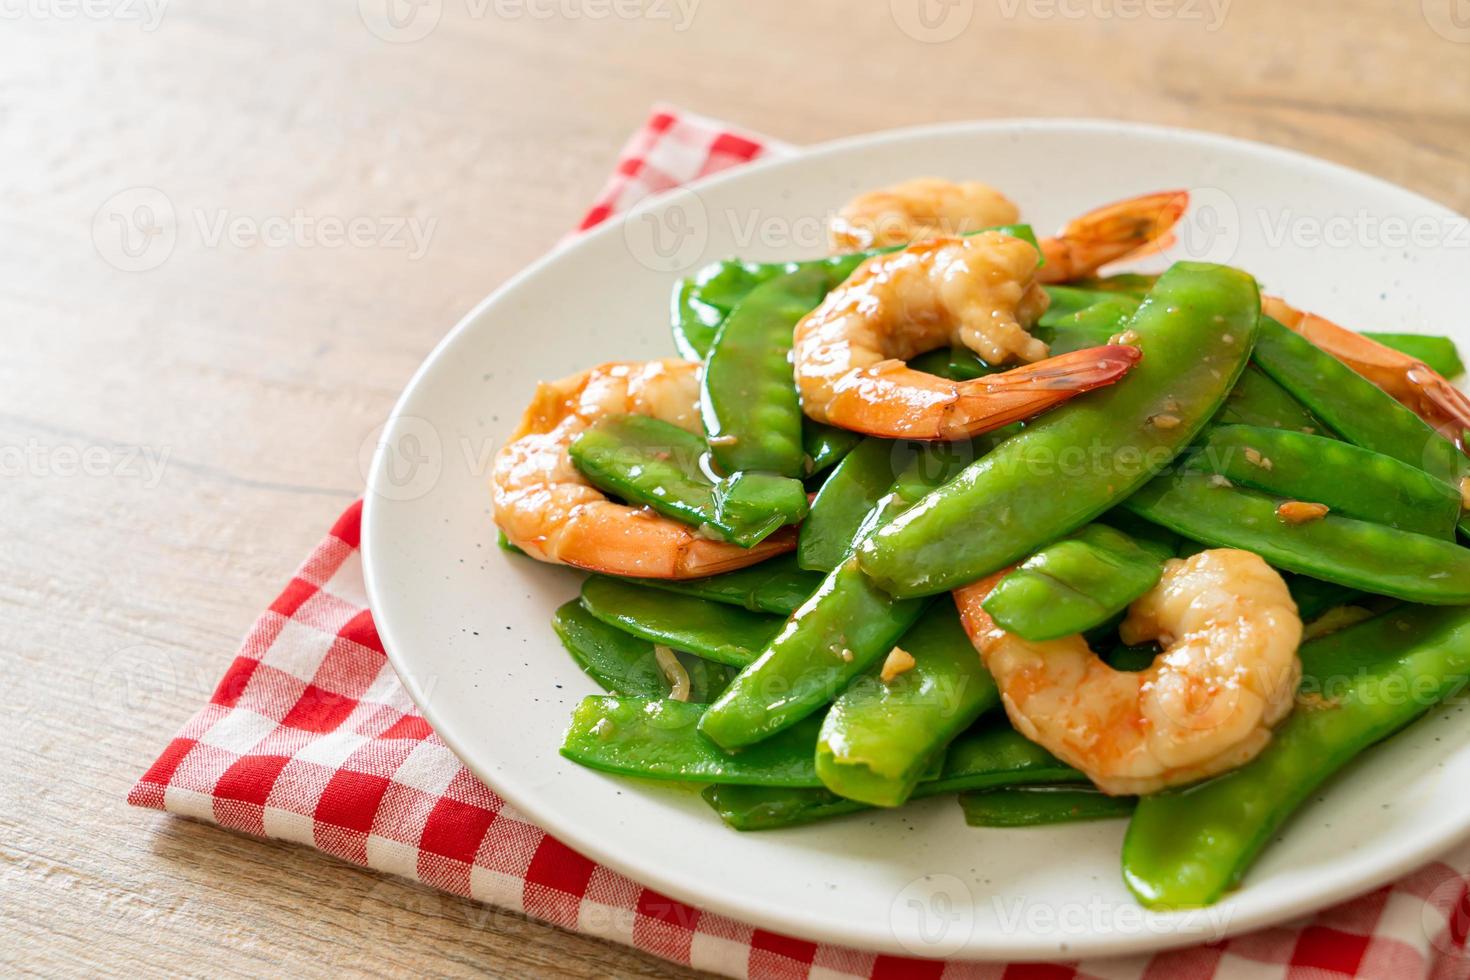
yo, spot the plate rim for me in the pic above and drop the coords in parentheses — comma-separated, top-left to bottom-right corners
(363, 116, 1470, 961)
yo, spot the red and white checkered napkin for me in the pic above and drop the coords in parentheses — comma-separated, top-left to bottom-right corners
(132, 106, 1470, 979)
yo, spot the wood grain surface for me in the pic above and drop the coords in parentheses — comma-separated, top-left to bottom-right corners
(3, 1, 1468, 975)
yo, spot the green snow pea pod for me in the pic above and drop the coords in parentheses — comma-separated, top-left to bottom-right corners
(629, 553, 822, 616)
(712, 472, 810, 544)
(1286, 575, 1363, 622)
(933, 346, 994, 381)
(700, 783, 868, 829)
(930, 724, 1083, 791)
(702, 725, 1082, 830)
(698, 559, 931, 749)
(553, 600, 734, 702)
(496, 530, 526, 555)
(803, 419, 863, 475)
(579, 577, 784, 668)
(960, 786, 1135, 827)
(671, 261, 790, 361)
(815, 601, 999, 807)
(700, 444, 982, 748)
(1252, 316, 1468, 493)
(1123, 470, 1470, 604)
(1214, 364, 1329, 434)
(907, 348, 966, 379)
(982, 524, 1171, 642)
(568, 414, 709, 525)
(703, 266, 832, 477)
(569, 414, 806, 546)
(1199, 424, 1461, 538)
(800, 438, 914, 572)
(860, 261, 1261, 598)
(950, 347, 996, 379)
(561, 696, 824, 786)
(1364, 332, 1464, 378)
(1098, 508, 1182, 557)
(1071, 273, 1158, 296)
(1106, 643, 1160, 672)
(1123, 604, 1470, 908)
(1039, 284, 1126, 325)
(1038, 297, 1140, 353)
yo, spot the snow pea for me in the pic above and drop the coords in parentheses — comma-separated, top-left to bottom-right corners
(579, 576, 784, 667)
(496, 530, 526, 555)
(931, 346, 993, 381)
(982, 524, 1171, 642)
(629, 553, 822, 616)
(1123, 604, 1470, 908)
(671, 261, 794, 361)
(1039, 284, 1127, 326)
(569, 414, 805, 547)
(1106, 643, 1160, 672)
(860, 261, 1261, 598)
(1364, 332, 1464, 378)
(1099, 508, 1183, 557)
(1072, 273, 1158, 296)
(1123, 469, 1470, 603)
(702, 725, 1083, 830)
(561, 695, 824, 786)
(960, 786, 1135, 827)
(711, 471, 810, 544)
(1038, 297, 1140, 352)
(700, 444, 981, 748)
(799, 438, 914, 572)
(703, 266, 831, 478)
(1286, 575, 1363, 622)
(815, 601, 999, 807)
(1199, 424, 1460, 538)
(1252, 316, 1468, 493)
(802, 419, 863, 475)
(670, 226, 1041, 360)
(907, 348, 967, 380)
(552, 600, 734, 702)
(698, 558, 931, 749)
(1215, 364, 1329, 434)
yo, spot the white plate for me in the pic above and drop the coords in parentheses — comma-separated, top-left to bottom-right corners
(363, 120, 1470, 962)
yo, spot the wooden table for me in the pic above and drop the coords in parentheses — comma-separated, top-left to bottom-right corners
(5, 1, 1468, 974)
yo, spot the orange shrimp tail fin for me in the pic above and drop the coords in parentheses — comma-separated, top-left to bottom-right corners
(942, 344, 1142, 439)
(1040, 190, 1189, 282)
(1267, 297, 1470, 452)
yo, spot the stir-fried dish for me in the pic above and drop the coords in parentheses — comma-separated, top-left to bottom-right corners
(490, 177, 1470, 909)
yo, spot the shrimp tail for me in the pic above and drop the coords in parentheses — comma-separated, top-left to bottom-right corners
(1039, 190, 1189, 283)
(1264, 296, 1470, 451)
(939, 344, 1144, 439)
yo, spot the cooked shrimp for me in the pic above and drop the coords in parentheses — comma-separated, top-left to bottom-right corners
(829, 177, 1021, 253)
(1036, 190, 1189, 283)
(954, 549, 1302, 796)
(829, 179, 1188, 285)
(492, 359, 795, 578)
(1263, 295, 1470, 450)
(792, 233, 1141, 440)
